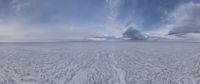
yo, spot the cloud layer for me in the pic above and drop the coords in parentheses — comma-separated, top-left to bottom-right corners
(0, 0, 105, 42)
(0, 0, 200, 42)
(0, 22, 93, 42)
(168, 2, 200, 35)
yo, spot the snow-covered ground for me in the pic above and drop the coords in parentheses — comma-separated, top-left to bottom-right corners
(0, 42, 200, 84)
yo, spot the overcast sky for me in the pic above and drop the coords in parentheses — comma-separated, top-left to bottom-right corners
(0, 0, 200, 42)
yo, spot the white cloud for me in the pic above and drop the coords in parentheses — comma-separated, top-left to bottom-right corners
(104, 0, 125, 37)
(106, 0, 123, 21)
(0, 21, 93, 42)
(149, 2, 200, 40)
(10, 0, 31, 16)
(168, 2, 200, 35)
(105, 0, 141, 38)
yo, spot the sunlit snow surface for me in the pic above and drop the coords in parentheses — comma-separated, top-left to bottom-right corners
(0, 42, 200, 84)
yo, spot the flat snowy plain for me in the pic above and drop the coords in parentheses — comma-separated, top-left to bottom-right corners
(0, 42, 200, 84)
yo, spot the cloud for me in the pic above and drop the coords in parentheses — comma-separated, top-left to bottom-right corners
(123, 27, 148, 40)
(11, 0, 30, 15)
(103, 0, 125, 37)
(0, 21, 93, 42)
(0, 0, 105, 42)
(106, 0, 123, 21)
(4, 0, 199, 41)
(105, 0, 142, 38)
(168, 2, 200, 35)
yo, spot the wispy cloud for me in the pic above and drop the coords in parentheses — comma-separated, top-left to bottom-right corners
(0, 21, 93, 42)
(102, 0, 123, 37)
(0, 0, 102, 42)
(105, 0, 141, 38)
(0, 0, 200, 41)
(168, 2, 200, 35)
(11, 0, 30, 15)
(106, 0, 123, 21)
(148, 1, 200, 40)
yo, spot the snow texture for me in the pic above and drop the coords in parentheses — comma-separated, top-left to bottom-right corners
(0, 42, 200, 84)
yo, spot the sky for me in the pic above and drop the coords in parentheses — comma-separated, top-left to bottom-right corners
(0, 0, 200, 42)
